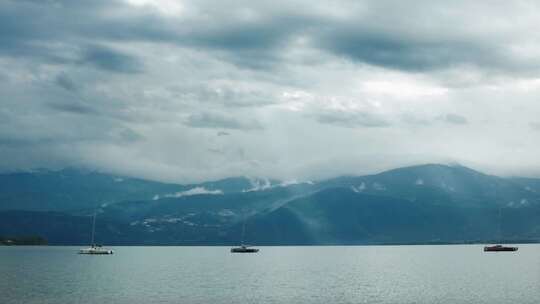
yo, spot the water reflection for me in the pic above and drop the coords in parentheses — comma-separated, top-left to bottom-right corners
(1, 245, 539, 304)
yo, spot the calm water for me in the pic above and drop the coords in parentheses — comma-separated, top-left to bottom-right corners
(1, 245, 539, 304)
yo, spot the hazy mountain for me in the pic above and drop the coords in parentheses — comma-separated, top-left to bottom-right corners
(2, 164, 540, 245)
(0, 169, 280, 212)
(320, 164, 540, 207)
(509, 177, 540, 195)
(246, 187, 540, 245)
(0, 168, 185, 211)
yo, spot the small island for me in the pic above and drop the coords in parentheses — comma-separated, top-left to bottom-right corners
(0, 236, 48, 246)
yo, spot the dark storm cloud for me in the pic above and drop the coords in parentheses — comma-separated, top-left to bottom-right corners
(173, 13, 316, 69)
(317, 30, 491, 72)
(185, 112, 263, 130)
(48, 101, 98, 115)
(80, 45, 143, 73)
(182, 19, 292, 51)
(0, 0, 148, 72)
(2, 0, 538, 74)
(308, 1, 540, 75)
(315, 111, 390, 128)
(156, 2, 539, 74)
(0, 0, 297, 73)
(55, 73, 78, 91)
(0, 1, 79, 57)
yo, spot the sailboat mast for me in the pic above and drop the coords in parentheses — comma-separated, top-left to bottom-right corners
(91, 210, 96, 246)
(498, 207, 502, 241)
(241, 219, 246, 245)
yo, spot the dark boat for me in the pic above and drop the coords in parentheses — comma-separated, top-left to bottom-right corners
(484, 245, 518, 252)
(230, 214, 259, 253)
(230, 245, 259, 253)
(483, 207, 517, 252)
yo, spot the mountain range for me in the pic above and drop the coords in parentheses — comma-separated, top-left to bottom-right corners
(1, 164, 540, 245)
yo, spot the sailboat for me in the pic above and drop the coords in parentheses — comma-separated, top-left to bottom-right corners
(79, 210, 114, 255)
(484, 207, 518, 252)
(230, 217, 259, 253)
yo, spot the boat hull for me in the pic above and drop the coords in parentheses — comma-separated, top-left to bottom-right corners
(484, 245, 518, 252)
(79, 248, 114, 255)
(231, 248, 259, 253)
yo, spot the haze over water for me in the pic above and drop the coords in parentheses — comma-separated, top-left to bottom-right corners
(2, 245, 539, 304)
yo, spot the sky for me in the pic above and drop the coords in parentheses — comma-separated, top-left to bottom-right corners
(1, 0, 540, 183)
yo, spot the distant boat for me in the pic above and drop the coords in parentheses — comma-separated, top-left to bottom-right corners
(484, 244, 518, 252)
(79, 245, 114, 255)
(231, 215, 259, 253)
(79, 210, 113, 255)
(231, 245, 259, 253)
(484, 207, 517, 253)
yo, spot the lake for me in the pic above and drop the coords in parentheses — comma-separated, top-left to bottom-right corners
(1, 245, 539, 304)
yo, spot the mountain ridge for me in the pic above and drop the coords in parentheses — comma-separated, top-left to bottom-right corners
(2, 163, 540, 245)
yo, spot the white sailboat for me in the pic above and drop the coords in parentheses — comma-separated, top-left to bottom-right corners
(79, 210, 114, 255)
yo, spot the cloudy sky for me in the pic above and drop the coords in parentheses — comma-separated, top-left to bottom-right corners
(1, 0, 540, 182)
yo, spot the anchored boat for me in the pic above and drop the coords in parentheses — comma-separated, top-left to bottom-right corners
(79, 245, 114, 255)
(79, 210, 113, 255)
(230, 215, 259, 253)
(483, 208, 518, 252)
(231, 245, 259, 253)
(484, 245, 518, 252)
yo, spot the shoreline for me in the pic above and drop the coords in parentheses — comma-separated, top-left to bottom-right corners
(3, 240, 539, 247)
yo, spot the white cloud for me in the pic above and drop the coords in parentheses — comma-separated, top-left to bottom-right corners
(360, 80, 448, 99)
(243, 178, 273, 192)
(351, 182, 366, 193)
(280, 179, 314, 187)
(153, 187, 224, 200)
(124, 0, 184, 16)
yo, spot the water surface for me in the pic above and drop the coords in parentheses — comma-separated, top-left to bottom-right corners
(1, 245, 539, 303)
